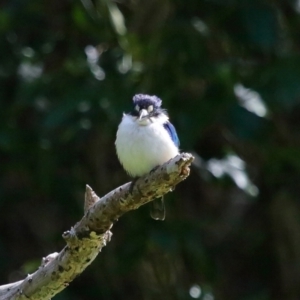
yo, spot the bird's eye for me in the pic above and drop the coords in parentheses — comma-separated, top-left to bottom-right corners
(135, 105, 140, 111)
(147, 105, 154, 113)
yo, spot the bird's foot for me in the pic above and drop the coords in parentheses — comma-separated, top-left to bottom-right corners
(129, 177, 139, 194)
(150, 165, 160, 174)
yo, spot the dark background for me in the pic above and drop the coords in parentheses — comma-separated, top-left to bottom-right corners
(1, 0, 300, 299)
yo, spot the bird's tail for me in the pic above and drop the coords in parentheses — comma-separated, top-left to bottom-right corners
(150, 197, 165, 221)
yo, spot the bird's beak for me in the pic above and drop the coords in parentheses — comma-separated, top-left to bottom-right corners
(138, 109, 149, 120)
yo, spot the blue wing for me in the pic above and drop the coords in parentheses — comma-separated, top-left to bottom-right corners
(163, 121, 180, 147)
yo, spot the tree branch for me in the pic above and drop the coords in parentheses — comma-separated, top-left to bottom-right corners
(0, 153, 194, 300)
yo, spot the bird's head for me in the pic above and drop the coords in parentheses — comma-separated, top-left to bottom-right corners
(130, 94, 166, 125)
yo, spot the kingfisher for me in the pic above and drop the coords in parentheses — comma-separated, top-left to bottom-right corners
(115, 94, 180, 220)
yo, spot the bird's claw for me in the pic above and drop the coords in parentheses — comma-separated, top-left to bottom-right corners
(129, 177, 138, 194)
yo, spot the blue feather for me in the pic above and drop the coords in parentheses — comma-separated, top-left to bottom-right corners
(163, 121, 180, 147)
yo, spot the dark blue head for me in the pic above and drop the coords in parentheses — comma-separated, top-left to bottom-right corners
(133, 94, 162, 108)
(130, 94, 165, 118)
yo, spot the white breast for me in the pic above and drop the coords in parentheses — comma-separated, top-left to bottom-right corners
(115, 114, 179, 177)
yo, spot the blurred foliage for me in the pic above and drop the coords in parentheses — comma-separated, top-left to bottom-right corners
(1, 0, 300, 299)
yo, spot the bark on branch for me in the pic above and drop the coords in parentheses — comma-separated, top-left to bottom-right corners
(0, 153, 194, 300)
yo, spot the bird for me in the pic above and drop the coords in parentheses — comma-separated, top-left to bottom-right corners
(115, 94, 180, 220)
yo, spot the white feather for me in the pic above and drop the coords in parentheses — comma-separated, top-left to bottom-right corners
(115, 113, 179, 177)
